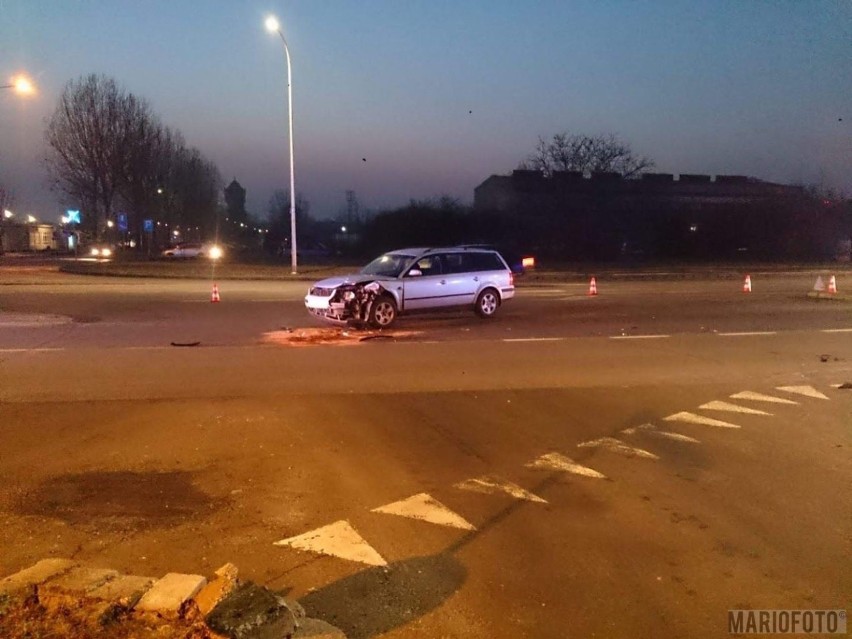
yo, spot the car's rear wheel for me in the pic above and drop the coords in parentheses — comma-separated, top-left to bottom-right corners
(369, 295, 397, 328)
(475, 288, 500, 318)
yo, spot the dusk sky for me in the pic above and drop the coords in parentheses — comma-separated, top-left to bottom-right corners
(1, 1, 850, 223)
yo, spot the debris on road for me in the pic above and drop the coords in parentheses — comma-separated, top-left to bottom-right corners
(171, 341, 202, 347)
(262, 327, 419, 347)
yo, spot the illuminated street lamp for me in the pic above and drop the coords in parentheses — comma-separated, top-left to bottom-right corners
(265, 14, 298, 274)
(26, 215, 37, 223)
(1, 75, 35, 96)
(3, 210, 13, 219)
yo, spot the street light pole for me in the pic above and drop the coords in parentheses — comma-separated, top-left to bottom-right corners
(265, 16, 298, 274)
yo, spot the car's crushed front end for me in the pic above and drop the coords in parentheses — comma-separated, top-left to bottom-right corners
(305, 278, 388, 326)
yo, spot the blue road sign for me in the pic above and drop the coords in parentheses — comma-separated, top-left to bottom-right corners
(143, 219, 154, 233)
(66, 209, 81, 224)
(117, 213, 128, 232)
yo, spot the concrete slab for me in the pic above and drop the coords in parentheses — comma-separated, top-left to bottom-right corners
(0, 559, 77, 596)
(38, 567, 118, 610)
(87, 574, 156, 607)
(134, 572, 207, 615)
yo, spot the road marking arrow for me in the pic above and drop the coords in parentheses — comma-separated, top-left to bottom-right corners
(775, 385, 829, 400)
(729, 391, 798, 405)
(371, 493, 475, 530)
(576, 437, 659, 460)
(664, 412, 741, 429)
(273, 520, 387, 566)
(526, 453, 606, 478)
(621, 423, 700, 443)
(698, 400, 772, 415)
(454, 476, 547, 503)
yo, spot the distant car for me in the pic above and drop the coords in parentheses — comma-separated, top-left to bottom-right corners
(304, 246, 515, 328)
(88, 244, 114, 259)
(162, 242, 223, 260)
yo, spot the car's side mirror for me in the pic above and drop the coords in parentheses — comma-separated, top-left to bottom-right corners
(407, 269, 422, 277)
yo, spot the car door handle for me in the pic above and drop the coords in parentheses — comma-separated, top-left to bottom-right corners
(473, 276, 479, 282)
(440, 279, 447, 285)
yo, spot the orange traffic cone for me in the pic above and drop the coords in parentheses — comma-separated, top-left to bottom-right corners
(211, 283, 220, 303)
(743, 275, 752, 293)
(828, 275, 838, 294)
(588, 277, 598, 296)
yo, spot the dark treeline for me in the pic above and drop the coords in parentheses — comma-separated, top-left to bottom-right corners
(348, 193, 850, 263)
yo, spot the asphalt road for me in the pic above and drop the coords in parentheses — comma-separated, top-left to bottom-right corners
(1, 270, 850, 638)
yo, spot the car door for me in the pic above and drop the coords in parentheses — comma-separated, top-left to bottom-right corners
(440, 252, 478, 306)
(401, 255, 448, 310)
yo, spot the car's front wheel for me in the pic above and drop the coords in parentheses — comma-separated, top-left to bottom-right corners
(475, 288, 500, 318)
(369, 295, 397, 328)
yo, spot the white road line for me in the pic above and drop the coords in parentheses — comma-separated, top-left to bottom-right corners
(526, 452, 606, 479)
(577, 437, 660, 460)
(664, 412, 741, 429)
(717, 331, 777, 337)
(822, 328, 852, 333)
(371, 493, 475, 530)
(454, 476, 547, 503)
(273, 520, 386, 566)
(698, 401, 772, 416)
(730, 391, 798, 405)
(503, 337, 565, 343)
(609, 334, 670, 340)
(776, 385, 830, 400)
(621, 423, 700, 443)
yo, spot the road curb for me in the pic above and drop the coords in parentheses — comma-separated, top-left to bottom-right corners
(0, 558, 346, 638)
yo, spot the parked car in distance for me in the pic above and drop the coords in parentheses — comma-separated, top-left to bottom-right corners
(162, 242, 223, 260)
(304, 246, 515, 328)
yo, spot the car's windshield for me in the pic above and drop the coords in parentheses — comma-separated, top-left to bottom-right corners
(360, 253, 414, 278)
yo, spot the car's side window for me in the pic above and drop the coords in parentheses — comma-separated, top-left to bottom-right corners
(442, 253, 465, 274)
(412, 256, 442, 277)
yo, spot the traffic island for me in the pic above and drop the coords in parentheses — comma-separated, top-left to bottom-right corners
(0, 559, 345, 639)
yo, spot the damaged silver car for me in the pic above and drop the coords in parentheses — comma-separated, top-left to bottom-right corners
(304, 247, 515, 328)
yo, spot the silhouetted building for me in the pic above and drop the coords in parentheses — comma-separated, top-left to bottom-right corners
(472, 171, 843, 260)
(224, 178, 247, 223)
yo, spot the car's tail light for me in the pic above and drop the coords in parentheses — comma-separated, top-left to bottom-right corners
(509, 272, 514, 287)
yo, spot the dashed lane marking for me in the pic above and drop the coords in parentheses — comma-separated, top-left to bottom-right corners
(273, 520, 387, 567)
(526, 453, 606, 479)
(664, 411, 741, 429)
(698, 400, 772, 416)
(454, 476, 547, 504)
(576, 437, 660, 460)
(822, 328, 852, 333)
(609, 334, 670, 340)
(717, 331, 777, 337)
(621, 423, 701, 443)
(776, 385, 830, 400)
(503, 337, 565, 343)
(729, 391, 798, 405)
(371, 493, 476, 531)
(0, 348, 65, 353)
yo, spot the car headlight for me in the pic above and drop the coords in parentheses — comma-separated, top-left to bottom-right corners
(90, 248, 100, 256)
(208, 246, 223, 260)
(342, 291, 355, 301)
(101, 248, 112, 257)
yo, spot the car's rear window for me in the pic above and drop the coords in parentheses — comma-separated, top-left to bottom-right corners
(461, 252, 504, 272)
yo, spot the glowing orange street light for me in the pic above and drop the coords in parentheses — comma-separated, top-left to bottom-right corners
(1, 75, 35, 96)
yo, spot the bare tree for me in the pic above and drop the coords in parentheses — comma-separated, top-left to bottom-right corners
(524, 132, 654, 178)
(45, 74, 222, 243)
(45, 74, 153, 236)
